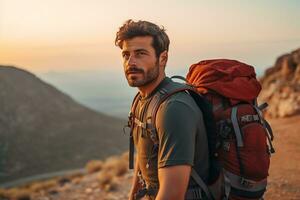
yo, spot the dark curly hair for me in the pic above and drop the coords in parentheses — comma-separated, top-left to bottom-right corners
(115, 19, 170, 58)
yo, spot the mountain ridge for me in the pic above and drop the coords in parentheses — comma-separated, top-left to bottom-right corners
(0, 65, 127, 184)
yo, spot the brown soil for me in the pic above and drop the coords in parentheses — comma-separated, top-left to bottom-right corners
(264, 115, 300, 200)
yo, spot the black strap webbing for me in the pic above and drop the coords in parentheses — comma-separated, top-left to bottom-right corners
(129, 136, 134, 169)
(129, 93, 141, 169)
(191, 169, 213, 200)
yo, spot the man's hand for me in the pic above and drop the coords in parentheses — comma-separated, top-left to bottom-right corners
(155, 165, 191, 200)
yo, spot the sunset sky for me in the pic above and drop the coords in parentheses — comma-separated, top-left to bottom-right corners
(0, 0, 300, 74)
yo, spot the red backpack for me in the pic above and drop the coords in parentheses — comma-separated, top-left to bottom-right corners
(186, 59, 275, 200)
(127, 59, 274, 200)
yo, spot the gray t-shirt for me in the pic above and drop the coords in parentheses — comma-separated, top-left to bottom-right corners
(133, 77, 210, 190)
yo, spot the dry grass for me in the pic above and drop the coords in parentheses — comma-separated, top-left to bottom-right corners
(0, 188, 8, 199)
(96, 153, 129, 191)
(85, 160, 104, 174)
(121, 151, 129, 161)
(97, 171, 119, 192)
(103, 178, 118, 192)
(29, 179, 58, 192)
(71, 176, 83, 184)
(0, 179, 58, 200)
(1, 152, 130, 197)
(2, 188, 31, 200)
(97, 171, 114, 187)
(103, 155, 128, 177)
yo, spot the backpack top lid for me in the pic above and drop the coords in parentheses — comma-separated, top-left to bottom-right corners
(186, 59, 262, 104)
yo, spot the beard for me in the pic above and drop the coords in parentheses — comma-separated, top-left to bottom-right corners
(125, 61, 159, 87)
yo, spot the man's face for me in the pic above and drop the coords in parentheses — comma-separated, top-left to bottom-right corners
(121, 36, 160, 87)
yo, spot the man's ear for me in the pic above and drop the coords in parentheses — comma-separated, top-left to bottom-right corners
(159, 50, 168, 68)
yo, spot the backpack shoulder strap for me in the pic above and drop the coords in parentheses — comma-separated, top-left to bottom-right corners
(191, 168, 214, 200)
(128, 92, 141, 169)
(144, 80, 193, 144)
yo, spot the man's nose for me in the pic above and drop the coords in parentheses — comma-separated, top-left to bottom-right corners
(128, 55, 137, 66)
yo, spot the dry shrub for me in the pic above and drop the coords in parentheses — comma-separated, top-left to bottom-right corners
(103, 178, 118, 192)
(114, 159, 128, 177)
(103, 156, 119, 171)
(103, 156, 128, 177)
(97, 171, 114, 187)
(121, 151, 129, 161)
(5, 188, 31, 200)
(0, 188, 9, 199)
(85, 160, 104, 174)
(98, 171, 118, 192)
(29, 179, 57, 193)
(71, 177, 83, 184)
(97, 172, 119, 192)
(96, 153, 130, 192)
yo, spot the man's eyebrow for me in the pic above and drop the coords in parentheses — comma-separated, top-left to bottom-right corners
(134, 49, 149, 53)
(121, 49, 149, 54)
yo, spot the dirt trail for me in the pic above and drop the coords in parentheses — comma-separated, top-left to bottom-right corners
(264, 116, 300, 199)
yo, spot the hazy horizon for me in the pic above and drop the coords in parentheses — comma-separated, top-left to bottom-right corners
(1, 0, 300, 117)
(1, 0, 300, 73)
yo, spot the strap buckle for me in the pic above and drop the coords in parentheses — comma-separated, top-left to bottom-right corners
(219, 120, 231, 138)
(222, 141, 230, 152)
(240, 177, 255, 188)
(134, 118, 147, 129)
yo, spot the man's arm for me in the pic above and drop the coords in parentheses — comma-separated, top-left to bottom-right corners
(155, 165, 191, 200)
(155, 95, 202, 200)
(128, 155, 142, 200)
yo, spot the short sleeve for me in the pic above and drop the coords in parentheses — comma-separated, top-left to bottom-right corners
(156, 95, 199, 168)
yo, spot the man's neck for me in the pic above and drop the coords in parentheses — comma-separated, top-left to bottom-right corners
(138, 73, 166, 98)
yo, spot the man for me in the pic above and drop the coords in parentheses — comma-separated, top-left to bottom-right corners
(115, 20, 210, 200)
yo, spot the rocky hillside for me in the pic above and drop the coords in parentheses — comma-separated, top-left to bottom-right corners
(0, 66, 127, 185)
(259, 48, 300, 118)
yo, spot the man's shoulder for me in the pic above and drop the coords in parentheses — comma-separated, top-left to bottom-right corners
(156, 90, 202, 119)
(162, 90, 199, 110)
(166, 90, 194, 102)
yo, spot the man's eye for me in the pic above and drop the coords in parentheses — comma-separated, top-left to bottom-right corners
(122, 54, 129, 59)
(136, 52, 145, 56)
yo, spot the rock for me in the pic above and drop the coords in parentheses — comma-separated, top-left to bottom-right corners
(58, 178, 71, 186)
(259, 48, 300, 118)
(85, 188, 93, 194)
(91, 182, 99, 189)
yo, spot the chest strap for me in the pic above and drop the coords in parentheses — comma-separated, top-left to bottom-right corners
(134, 117, 147, 129)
